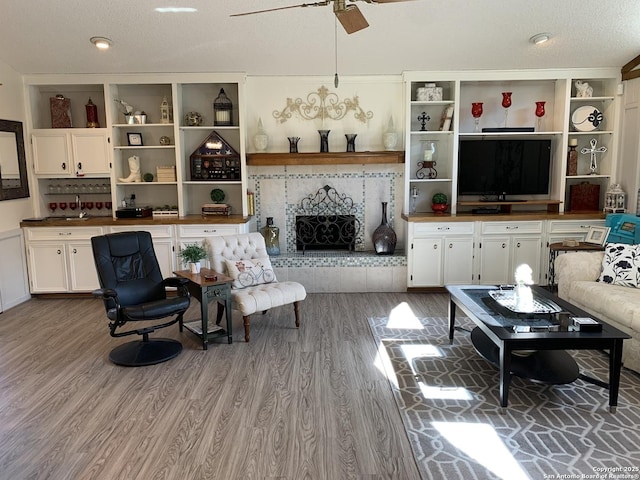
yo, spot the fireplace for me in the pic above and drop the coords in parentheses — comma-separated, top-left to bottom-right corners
(295, 185, 360, 253)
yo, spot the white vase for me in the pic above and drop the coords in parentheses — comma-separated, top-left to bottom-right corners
(253, 117, 268, 152)
(190, 261, 201, 274)
(383, 116, 398, 151)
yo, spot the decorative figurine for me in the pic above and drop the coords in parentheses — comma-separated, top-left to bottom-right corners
(417, 112, 430, 131)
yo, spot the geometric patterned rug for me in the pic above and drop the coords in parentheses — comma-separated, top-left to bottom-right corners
(368, 307, 640, 480)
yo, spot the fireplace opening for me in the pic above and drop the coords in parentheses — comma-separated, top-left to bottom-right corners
(294, 185, 361, 254)
(296, 215, 356, 252)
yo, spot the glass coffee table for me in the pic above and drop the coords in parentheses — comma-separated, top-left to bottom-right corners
(446, 285, 630, 411)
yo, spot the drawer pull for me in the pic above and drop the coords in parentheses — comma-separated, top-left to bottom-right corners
(437, 226, 450, 231)
(506, 226, 519, 230)
(72, 248, 77, 254)
(57, 249, 62, 254)
(502, 243, 506, 248)
(58, 232, 72, 236)
(517, 242, 521, 248)
(433, 244, 438, 250)
(449, 243, 453, 249)
(203, 229, 217, 233)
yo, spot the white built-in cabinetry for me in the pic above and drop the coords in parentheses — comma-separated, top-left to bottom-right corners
(477, 221, 543, 285)
(23, 222, 249, 294)
(407, 222, 474, 287)
(402, 69, 621, 215)
(24, 74, 247, 219)
(24, 226, 104, 293)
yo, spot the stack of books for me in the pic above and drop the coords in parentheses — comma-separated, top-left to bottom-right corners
(202, 203, 231, 216)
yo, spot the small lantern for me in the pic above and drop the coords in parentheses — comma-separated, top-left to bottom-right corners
(604, 183, 626, 213)
(213, 88, 233, 126)
(160, 95, 171, 124)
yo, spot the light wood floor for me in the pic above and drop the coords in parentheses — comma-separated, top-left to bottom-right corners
(0, 292, 450, 480)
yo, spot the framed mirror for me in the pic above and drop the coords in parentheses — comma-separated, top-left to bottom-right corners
(0, 119, 29, 200)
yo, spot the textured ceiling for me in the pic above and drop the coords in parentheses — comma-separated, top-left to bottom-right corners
(1, 0, 639, 76)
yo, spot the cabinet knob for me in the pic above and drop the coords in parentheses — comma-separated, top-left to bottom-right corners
(433, 244, 438, 250)
(449, 243, 453, 248)
(77, 162, 82, 170)
(502, 243, 506, 248)
(61, 162, 66, 170)
(56, 249, 62, 254)
(517, 242, 521, 248)
(72, 248, 77, 254)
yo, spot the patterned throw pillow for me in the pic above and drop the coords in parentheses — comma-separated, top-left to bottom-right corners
(224, 257, 276, 289)
(597, 243, 640, 288)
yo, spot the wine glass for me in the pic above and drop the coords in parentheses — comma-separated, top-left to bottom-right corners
(501, 92, 512, 127)
(535, 101, 546, 131)
(471, 102, 483, 133)
(95, 201, 103, 210)
(69, 201, 78, 211)
(105, 201, 112, 210)
(48, 202, 57, 216)
(85, 201, 94, 210)
(58, 202, 67, 214)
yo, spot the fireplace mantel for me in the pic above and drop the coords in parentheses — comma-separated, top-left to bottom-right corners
(247, 151, 405, 166)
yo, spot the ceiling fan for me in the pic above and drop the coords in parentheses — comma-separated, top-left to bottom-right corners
(230, 0, 412, 34)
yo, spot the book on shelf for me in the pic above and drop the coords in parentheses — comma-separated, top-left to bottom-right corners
(440, 105, 454, 132)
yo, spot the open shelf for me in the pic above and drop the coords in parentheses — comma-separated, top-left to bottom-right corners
(457, 200, 562, 214)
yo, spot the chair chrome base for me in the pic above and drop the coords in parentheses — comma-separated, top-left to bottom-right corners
(109, 338, 182, 366)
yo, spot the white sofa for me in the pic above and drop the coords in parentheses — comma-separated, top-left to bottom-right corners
(555, 251, 640, 373)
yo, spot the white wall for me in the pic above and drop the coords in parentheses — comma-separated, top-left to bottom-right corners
(245, 75, 403, 153)
(0, 59, 33, 229)
(0, 59, 33, 309)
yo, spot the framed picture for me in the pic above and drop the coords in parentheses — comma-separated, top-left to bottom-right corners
(585, 226, 610, 245)
(127, 132, 143, 146)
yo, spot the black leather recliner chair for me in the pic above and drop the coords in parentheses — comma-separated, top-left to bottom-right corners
(91, 231, 191, 366)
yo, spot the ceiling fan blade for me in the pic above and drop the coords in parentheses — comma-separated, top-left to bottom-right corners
(335, 5, 369, 34)
(230, 1, 329, 17)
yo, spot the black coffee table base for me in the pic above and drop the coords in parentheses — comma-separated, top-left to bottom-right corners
(470, 327, 580, 385)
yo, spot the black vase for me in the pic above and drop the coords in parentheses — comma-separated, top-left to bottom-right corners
(372, 202, 397, 255)
(318, 129, 330, 152)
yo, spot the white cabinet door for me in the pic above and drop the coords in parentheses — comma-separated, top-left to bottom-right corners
(409, 238, 443, 286)
(27, 243, 69, 292)
(67, 241, 100, 291)
(152, 238, 176, 279)
(478, 236, 511, 285)
(443, 237, 474, 285)
(71, 131, 110, 175)
(512, 236, 543, 284)
(33, 130, 109, 177)
(32, 132, 70, 176)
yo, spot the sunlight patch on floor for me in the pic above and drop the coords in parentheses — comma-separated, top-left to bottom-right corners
(374, 341, 399, 388)
(418, 381, 473, 400)
(386, 302, 423, 329)
(432, 421, 529, 480)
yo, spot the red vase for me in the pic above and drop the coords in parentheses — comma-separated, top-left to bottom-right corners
(501, 92, 512, 109)
(431, 203, 448, 214)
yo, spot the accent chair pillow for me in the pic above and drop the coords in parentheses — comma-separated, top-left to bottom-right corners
(597, 243, 640, 288)
(224, 257, 276, 289)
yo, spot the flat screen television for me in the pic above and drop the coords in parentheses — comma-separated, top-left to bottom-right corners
(457, 139, 552, 196)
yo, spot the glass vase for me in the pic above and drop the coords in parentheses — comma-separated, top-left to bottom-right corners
(345, 134, 357, 152)
(288, 136, 300, 153)
(318, 130, 330, 153)
(372, 202, 397, 255)
(262, 217, 280, 256)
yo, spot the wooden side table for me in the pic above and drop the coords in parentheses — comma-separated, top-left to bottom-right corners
(548, 242, 605, 290)
(173, 268, 233, 349)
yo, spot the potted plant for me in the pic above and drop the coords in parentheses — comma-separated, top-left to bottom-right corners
(179, 242, 208, 274)
(431, 192, 448, 214)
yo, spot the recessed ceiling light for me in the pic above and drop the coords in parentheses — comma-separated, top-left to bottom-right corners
(90, 36, 112, 50)
(155, 7, 197, 13)
(530, 33, 551, 45)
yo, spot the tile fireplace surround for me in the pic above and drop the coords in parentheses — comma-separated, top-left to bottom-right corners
(247, 163, 406, 293)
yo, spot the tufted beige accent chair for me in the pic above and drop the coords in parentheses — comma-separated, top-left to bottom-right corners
(208, 232, 307, 342)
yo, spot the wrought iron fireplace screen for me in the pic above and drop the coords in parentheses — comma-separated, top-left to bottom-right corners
(295, 185, 360, 253)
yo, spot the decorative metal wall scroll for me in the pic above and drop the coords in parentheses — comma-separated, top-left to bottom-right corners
(273, 86, 373, 124)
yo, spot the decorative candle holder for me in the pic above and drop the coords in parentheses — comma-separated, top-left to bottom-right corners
(501, 92, 512, 128)
(535, 101, 546, 131)
(345, 134, 357, 152)
(288, 136, 300, 153)
(318, 130, 330, 153)
(471, 102, 483, 133)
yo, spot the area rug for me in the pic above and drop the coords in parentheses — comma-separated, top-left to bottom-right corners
(368, 312, 640, 480)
